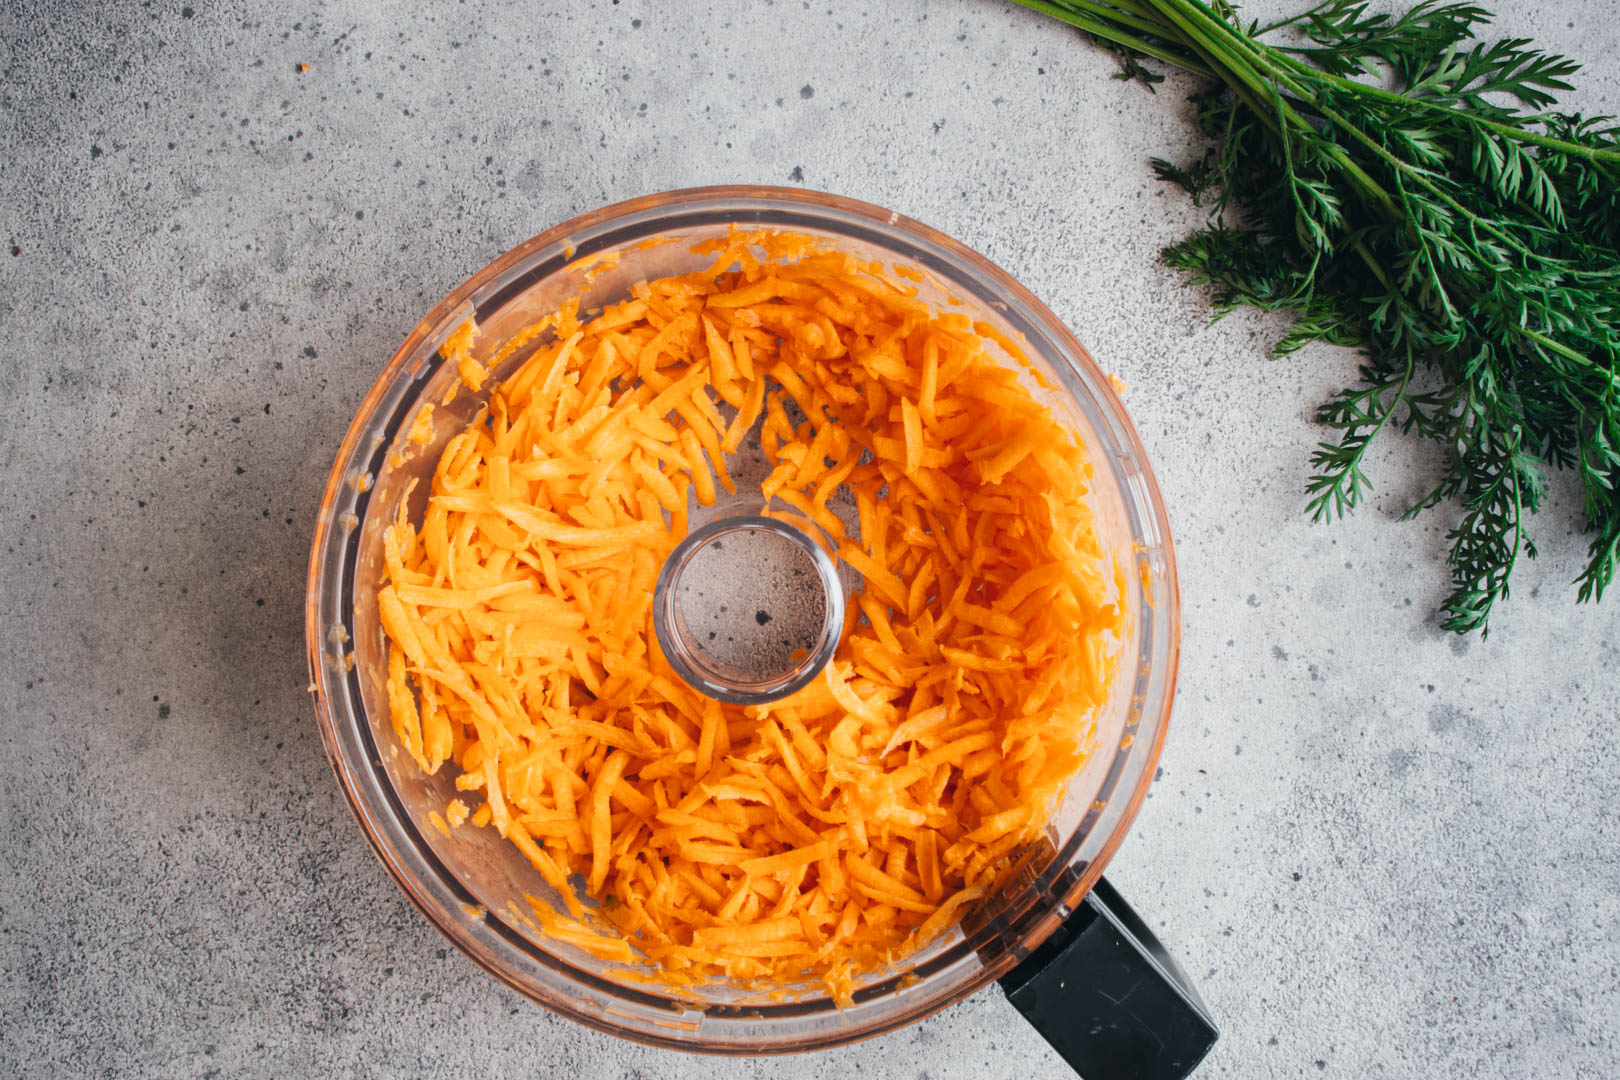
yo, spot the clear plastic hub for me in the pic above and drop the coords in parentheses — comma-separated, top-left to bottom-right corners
(652, 515, 844, 705)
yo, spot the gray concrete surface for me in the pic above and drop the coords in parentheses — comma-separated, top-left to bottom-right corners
(3, 0, 1618, 1076)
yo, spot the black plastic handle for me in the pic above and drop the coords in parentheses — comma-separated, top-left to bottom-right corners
(1000, 877, 1218, 1079)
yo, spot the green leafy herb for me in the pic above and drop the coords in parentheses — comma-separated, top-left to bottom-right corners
(1013, 0, 1620, 634)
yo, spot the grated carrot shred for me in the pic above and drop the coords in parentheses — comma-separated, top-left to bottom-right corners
(378, 229, 1123, 1001)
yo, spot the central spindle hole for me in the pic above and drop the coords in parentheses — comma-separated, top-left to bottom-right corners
(652, 513, 845, 704)
(675, 524, 829, 685)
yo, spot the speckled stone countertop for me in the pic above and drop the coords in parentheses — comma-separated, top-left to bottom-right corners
(3, 1, 1618, 1077)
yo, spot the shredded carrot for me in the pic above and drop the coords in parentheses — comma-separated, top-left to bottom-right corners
(378, 228, 1123, 1001)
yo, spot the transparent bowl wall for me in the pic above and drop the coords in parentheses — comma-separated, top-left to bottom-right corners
(306, 187, 1180, 1054)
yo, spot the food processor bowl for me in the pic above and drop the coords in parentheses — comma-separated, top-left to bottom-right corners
(307, 187, 1209, 1073)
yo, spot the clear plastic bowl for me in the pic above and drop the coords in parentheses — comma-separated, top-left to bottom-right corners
(306, 186, 1180, 1054)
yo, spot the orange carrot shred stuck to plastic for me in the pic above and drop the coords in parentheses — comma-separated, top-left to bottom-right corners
(378, 227, 1124, 1000)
